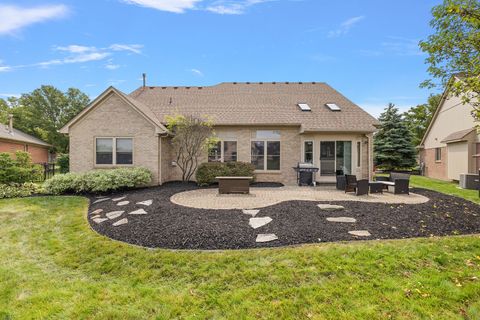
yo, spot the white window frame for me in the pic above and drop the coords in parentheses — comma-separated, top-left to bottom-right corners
(251, 139, 281, 172)
(435, 147, 442, 162)
(319, 140, 353, 176)
(94, 137, 134, 167)
(208, 140, 238, 163)
(303, 140, 314, 164)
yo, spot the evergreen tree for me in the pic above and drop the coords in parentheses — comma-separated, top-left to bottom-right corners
(374, 103, 417, 170)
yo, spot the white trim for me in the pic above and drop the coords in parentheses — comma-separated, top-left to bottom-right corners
(94, 137, 134, 167)
(302, 140, 314, 164)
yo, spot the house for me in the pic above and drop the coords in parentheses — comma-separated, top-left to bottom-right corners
(0, 114, 52, 163)
(60, 82, 379, 186)
(418, 81, 479, 181)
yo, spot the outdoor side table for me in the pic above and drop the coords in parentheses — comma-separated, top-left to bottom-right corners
(369, 181, 384, 194)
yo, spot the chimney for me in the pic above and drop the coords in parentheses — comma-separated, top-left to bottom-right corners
(142, 73, 146, 87)
(8, 114, 13, 133)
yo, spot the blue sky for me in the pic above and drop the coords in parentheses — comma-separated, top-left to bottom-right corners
(0, 0, 442, 117)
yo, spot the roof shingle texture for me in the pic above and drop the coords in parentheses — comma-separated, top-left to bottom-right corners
(129, 82, 379, 132)
(0, 126, 51, 147)
(441, 127, 476, 143)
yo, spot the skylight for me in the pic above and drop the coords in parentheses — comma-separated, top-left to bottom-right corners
(326, 103, 341, 111)
(298, 103, 311, 111)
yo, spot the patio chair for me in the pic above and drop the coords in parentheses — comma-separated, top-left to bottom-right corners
(356, 179, 369, 196)
(393, 179, 410, 195)
(336, 174, 346, 190)
(345, 175, 358, 193)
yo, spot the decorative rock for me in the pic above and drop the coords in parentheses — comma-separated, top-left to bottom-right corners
(256, 234, 278, 243)
(136, 200, 153, 206)
(348, 230, 371, 237)
(91, 215, 101, 219)
(93, 198, 110, 204)
(92, 217, 108, 224)
(90, 209, 103, 215)
(318, 204, 344, 211)
(249, 217, 272, 229)
(326, 217, 357, 223)
(129, 208, 147, 215)
(117, 201, 129, 206)
(106, 211, 124, 219)
(242, 209, 260, 217)
(112, 196, 126, 202)
(113, 218, 128, 226)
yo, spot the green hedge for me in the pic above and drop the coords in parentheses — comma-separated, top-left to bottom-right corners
(0, 183, 40, 199)
(0, 151, 43, 184)
(196, 162, 255, 186)
(43, 167, 152, 195)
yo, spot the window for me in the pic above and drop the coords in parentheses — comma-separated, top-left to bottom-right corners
(435, 147, 442, 161)
(253, 130, 281, 139)
(208, 141, 237, 163)
(304, 141, 313, 163)
(325, 103, 341, 111)
(251, 141, 281, 171)
(95, 138, 133, 165)
(357, 141, 361, 167)
(298, 103, 311, 111)
(320, 141, 352, 175)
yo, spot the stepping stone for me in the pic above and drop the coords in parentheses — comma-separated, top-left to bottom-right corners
(93, 198, 110, 204)
(112, 196, 126, 202)
(106, 211, 124, 220)
(256, 234, 278, 243)
(113, 218, 128, 226)
(242, 209, 260, 217)
(348, 230, 371, 237)
(92, 217, 108, 224)
(90, 209, 103, 215)
(117, 201, 129, 206)
(318, 204, 344, 211)
(326, 217, 357, 223)
(249, 217, 272, 229)
(91, 215, 101, 219)
(136, 200, 153, 206)
(129, 208, 147, 215)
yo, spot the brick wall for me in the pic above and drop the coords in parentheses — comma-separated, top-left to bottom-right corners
(421, 147, 448, 180)
(0, 140, 49, 163)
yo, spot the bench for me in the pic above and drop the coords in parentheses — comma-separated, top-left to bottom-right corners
(216, 176, 253, 194)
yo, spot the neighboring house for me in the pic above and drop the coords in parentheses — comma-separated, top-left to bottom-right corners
(418, 82, 479, 181)
(60, 82, 378, 186)
(0, 115, 52, 163)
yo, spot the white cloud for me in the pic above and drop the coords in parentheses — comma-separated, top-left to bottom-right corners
(110, 44, 144, 54)
(105, 62, 121, 70)
(190, 68, 204, 76)
(55, 45, 96, 53)
(0, 4, 69, 35)
(207, 0, 274, 14)
(328, 16, 365, 38)
(382, 36, 424, 56)
(121, 0, 202, 13)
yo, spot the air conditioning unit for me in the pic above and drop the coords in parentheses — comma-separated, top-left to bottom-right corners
(459, 173, 479, 190)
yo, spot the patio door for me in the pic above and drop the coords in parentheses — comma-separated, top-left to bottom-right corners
(320, 141, 352, 176)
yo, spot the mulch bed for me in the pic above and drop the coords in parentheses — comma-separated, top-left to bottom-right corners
(88, 182, 480, 250)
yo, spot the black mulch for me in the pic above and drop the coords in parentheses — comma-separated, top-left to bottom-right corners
(87, 182, 480, 250)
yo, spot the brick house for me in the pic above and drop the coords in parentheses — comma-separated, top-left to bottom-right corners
(418, 79, 479, 181)
(0, 115, 52, 163)
(60, 82, 379, 186)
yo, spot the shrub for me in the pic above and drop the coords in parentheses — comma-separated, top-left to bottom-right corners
(43, 167, 152, 195)
(195, 162, 255, 186)
(0, 183, 40, 199)
(56, 154, 69, 173)
(0, 151, 43, 184)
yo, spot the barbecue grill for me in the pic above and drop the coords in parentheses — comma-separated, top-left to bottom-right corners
(293, 162, 319, 186)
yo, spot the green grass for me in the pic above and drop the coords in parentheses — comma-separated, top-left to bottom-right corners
(1, 196, 480, 319)
(410, 175, 480, 204)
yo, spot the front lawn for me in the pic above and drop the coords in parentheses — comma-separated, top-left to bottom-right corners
(410, 175, 479, 204)
(1, 196, 479, 319)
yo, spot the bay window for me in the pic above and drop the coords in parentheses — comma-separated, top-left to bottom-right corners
(95, 137, 133, 165)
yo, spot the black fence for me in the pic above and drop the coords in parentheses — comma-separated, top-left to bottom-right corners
(38, 163, 56, 181)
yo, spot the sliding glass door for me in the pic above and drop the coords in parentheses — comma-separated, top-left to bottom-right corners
(320, 141, 352, 176)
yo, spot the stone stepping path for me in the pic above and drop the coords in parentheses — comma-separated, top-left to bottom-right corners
(243, 209, 259, 217)
(91, 215, 101, 219)
(106, 211, 124, 220)
(348, 230, 371, 237)
(318, 204, 344, 211)
(112, 196, 126, 202)
(117, 201, 130, 206)
(136, 200, 153, 206)
(326, 217, 357, 223)
(129, 208, 147, 215)
(90, 209, 103, 215)
(249, 217, 272, 229)
(113, 218, 128, 226)
(93, 217, 108, 224)
(93, 198, 110, 204)
(256, 234, 278, 243)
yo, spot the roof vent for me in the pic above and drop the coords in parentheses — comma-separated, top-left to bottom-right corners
(285, 82, 289, 84)
(298, 103, 311, 111)
(326, 103, 341, 111)
(246, 82, 250, 84)
(272, 81, 276, 84)
(198, 87, 203, 89)
(173, 87, 178, 90)
(185, 87, 191, 89)
(312, 82, 316, 84)
(259, 82, 263, 84)
(233, 82, 237, 84)
(161, 87, 167, 89)
(298, 82, 303, 84)
(149, 86, 155, 89)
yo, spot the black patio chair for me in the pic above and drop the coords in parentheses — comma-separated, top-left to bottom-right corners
(336, 174, 346, 190)
(345, 175, 357, 193)
(356, 179, 369, 196)
(393, 179, 410, 195)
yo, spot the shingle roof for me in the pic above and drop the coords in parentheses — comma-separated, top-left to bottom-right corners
(0, 126, 51, 147)
(441, 127, 476, 143)
(129, 82, 379, 132)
